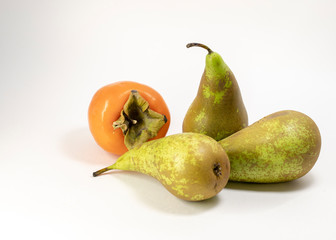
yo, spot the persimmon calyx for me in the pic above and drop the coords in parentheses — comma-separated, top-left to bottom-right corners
(113, 90, 168, 150)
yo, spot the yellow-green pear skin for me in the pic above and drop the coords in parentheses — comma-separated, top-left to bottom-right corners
(93, 133, 230, 201)
(219, 110, 321, 183)
(183, 43, 248, 141)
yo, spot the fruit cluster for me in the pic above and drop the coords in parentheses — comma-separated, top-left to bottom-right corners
(89, 43, 321, 202)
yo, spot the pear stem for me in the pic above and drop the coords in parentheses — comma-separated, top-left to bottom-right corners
(93, 166, 113, 177)
(186, 43, 213, 54)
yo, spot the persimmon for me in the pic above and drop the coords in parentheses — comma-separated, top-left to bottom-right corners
(88, 81, 170, 155)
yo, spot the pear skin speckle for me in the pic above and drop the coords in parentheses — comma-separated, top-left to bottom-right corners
(195, 108, 206, 122)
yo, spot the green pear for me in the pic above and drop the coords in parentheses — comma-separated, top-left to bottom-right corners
(183, 43, 248, 141)
(93, 133, 230, 201)
(219, 110, 321, 183)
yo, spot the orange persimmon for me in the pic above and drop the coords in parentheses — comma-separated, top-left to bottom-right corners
(88, 81, 170, 155)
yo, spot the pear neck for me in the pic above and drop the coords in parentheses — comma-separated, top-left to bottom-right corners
(205, 53, 229, 77)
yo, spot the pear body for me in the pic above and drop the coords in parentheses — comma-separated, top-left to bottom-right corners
(219, 110, 321, 183)
(183, 49, 248, 141)
(107, 133, 230, 201)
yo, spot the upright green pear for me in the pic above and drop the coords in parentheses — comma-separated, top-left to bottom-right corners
(183, 43, 248, 141)
(93, 133, 230, 201)
(219, 110, 321, 183)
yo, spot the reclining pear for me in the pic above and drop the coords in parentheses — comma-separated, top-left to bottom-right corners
(93, 133, 230, 201)
(219, 110, 321, 183)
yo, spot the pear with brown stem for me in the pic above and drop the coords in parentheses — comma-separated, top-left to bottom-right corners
(93, 133, 230, 201)
(183, 43, 248, 141)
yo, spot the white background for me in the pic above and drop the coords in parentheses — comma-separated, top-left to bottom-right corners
(1, 0, 336, 239)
